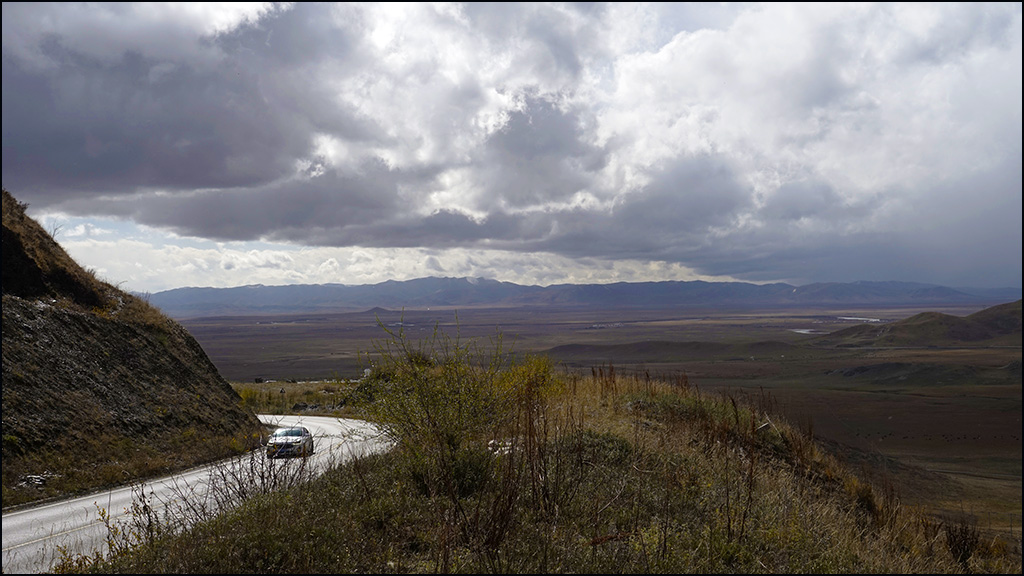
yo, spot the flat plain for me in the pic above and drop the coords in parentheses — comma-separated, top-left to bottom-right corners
(178, 303, 1022, 540)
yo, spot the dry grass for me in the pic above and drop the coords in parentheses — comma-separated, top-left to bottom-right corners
(56, 327, 1022, 573)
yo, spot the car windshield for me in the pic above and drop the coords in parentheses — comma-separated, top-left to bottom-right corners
(272, 428, 304, 437)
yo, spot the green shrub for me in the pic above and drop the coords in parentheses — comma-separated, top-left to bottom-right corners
(363, 323, 529, 499)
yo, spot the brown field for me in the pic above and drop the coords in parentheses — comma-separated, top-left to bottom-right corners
(179, 304, 1021, 541)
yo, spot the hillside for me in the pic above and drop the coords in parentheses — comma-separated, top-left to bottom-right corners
(813, 299, 1023, 348)
(64, 329, 1019, 573)
(537, 300, 1021, 369)
(2, 188, 262, 507)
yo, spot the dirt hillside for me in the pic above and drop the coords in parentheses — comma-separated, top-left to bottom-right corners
(2, 188, 261, 506)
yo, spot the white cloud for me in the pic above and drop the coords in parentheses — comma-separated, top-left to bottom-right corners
(50, 216, 730, 293)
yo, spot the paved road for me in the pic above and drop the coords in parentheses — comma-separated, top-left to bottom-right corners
(1, 415, 388, 574)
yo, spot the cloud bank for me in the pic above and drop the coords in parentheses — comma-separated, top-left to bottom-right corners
(3, 3, 1021, 291)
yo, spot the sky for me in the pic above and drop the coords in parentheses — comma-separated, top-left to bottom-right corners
(3, 2, 1021, 294)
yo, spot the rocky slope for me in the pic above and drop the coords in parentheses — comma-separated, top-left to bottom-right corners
(2, 188, 262, 506)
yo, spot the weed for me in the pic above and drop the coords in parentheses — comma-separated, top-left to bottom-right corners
(945, 513, 982, 570)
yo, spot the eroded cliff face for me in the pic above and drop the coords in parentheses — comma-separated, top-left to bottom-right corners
(2, 189, 261, 506)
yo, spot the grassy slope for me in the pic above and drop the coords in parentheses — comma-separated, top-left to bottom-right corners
(815, 300, 1022, 348)
(63, 334, 1020, 574)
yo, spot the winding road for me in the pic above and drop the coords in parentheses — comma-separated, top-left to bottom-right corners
(1, 415, 388, 574)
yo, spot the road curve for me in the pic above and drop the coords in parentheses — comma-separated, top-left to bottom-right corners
(1, 415, 387, 574)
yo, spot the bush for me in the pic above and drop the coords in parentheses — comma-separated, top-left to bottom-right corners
(363, 323, 551, 500)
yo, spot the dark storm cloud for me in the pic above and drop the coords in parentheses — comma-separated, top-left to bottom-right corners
(3, 55, 301, 192)
(479, 96, 607, 209)
(514, 155, 754, 261)
(314, 153, 752, 259)
(761, 180, 844, 222)
(2, 3, 372, 201)
(664, 155, 1024, 288)
(66, 156, 417, 242)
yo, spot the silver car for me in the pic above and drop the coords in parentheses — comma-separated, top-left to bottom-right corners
(265, 426, 314, 458)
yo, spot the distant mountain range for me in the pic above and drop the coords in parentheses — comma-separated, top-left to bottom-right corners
(147, 277, 1023, 318)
